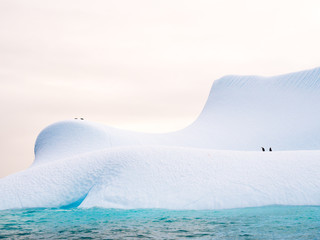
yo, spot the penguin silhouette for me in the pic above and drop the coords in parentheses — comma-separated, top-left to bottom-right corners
(80, 118, 84, 120)
(261, 147, 265, 152)
(74, 118, 78, 119)
(269, 147, 272, 152)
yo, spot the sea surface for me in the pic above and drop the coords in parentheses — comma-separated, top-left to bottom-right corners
(0, 206, 319, 239)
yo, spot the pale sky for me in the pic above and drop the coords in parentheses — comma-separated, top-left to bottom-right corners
(1, 0, 320, 178)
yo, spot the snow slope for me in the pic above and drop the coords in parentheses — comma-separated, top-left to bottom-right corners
(1, 67, 320, 210)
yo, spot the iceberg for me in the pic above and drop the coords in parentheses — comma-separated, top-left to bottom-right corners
(1, 67, 320, 210)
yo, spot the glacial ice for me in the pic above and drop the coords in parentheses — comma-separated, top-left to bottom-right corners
(1, 67, 320, 210)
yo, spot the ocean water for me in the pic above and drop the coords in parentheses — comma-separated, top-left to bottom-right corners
(0, 206, 319, 239)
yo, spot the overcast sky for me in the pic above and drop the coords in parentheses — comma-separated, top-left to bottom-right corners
(1, 0, 320, 177)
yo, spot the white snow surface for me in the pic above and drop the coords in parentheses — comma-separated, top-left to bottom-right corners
(1, 67, 320, 210)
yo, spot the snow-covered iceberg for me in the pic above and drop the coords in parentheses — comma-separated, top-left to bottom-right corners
(1, 67, 320, 210)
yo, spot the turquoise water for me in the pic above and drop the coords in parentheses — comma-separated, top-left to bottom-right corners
(0, 206, 319, 239)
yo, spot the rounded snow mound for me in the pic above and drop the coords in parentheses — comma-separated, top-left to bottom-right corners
(2, 146, 320, 210)
(1, 67, 320, 210)
(35, 66, 320, 165)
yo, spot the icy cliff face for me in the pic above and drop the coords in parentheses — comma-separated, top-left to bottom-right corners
(1, 67, 320, 210)
(190, 67, 320, 150)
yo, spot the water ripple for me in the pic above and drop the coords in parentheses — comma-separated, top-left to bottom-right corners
(0, 206, 320, 239)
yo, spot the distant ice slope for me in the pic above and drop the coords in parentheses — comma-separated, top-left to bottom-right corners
(1, 67, 320, 210)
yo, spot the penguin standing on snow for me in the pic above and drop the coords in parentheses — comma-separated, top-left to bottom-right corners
(269, 147, 272, 152)
(261, 147, 265, 152)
